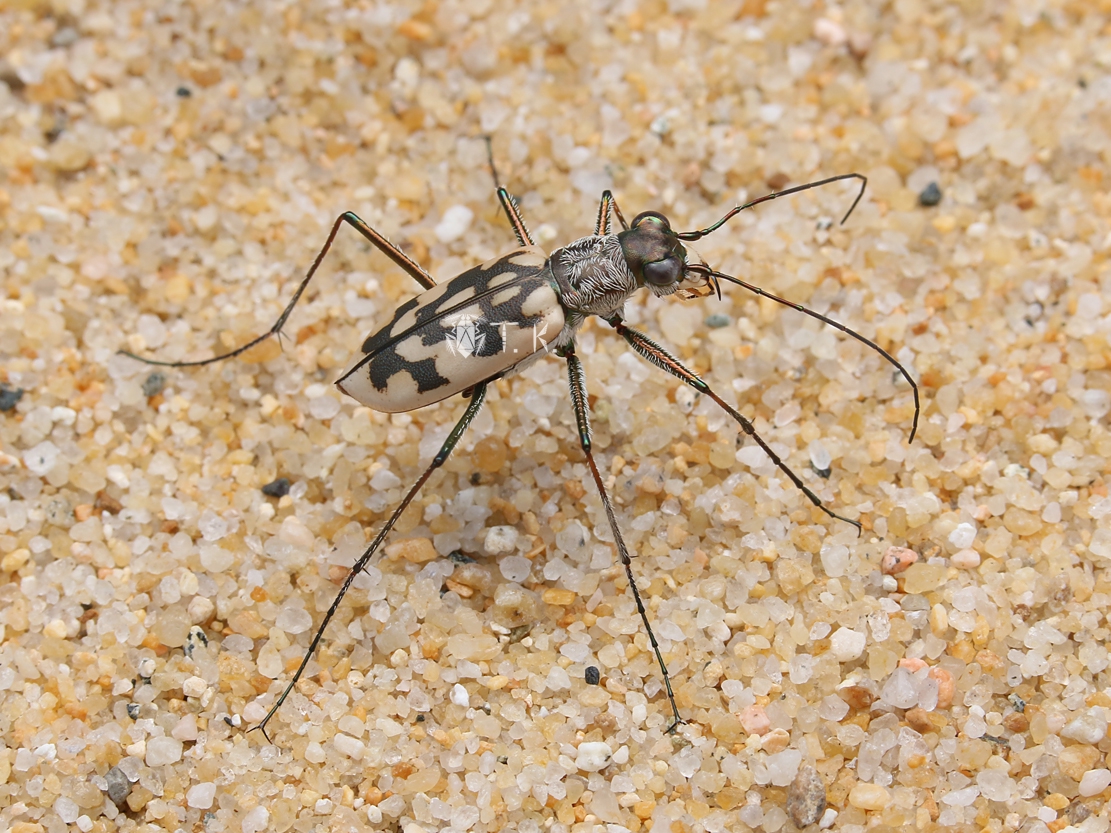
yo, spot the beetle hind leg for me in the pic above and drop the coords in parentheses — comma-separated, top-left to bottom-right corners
(121, 212, 436, 368)
(250, 383, 489, 743)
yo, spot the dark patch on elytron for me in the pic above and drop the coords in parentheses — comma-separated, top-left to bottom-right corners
(468, 318, 506, 357)
(369, 355, 450, 395)
(347, 249, 550, 395)
(362, 296, 420, 354)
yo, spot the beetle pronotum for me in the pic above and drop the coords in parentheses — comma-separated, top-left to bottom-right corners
(125, 150, 919, 740)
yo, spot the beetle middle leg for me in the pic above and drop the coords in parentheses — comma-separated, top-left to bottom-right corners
(251, 382, 489, 743)
(607, 314, 862, 534)
(561, 342, 684, 733)
(121, 212, 436, 368)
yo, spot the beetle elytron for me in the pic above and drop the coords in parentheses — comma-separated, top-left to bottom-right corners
(125, 153, 919, 740)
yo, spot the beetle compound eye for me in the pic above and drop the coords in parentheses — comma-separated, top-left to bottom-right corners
(643, 257, 681, 287)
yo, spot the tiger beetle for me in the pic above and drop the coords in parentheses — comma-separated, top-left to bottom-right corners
(123, 146, 919, 741)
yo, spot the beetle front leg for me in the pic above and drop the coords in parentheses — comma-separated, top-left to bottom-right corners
(607, 315, 862, 534)
(562, 343, 684, 733)
(121, 212, 436, 368)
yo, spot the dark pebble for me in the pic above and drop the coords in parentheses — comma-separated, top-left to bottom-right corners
(918, 181, 942, 207)
(786, 765, 826, 827)
(185, 626, 208, 657)
(0, 385, 24, 412)
(704, 313, 730, 329)
(1068, 801, 1093, 824)
(261, 477, 290, 497)
(95, 490, 123, 515)
(176, 86, 192, 97)
(126, 702, 140, 719)
(585, 666, 601, 685)
(142, 372, 166, 397)
(105, 765, 132, 806)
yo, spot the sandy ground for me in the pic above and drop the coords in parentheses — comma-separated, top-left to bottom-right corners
(2, 1, 1110, 832)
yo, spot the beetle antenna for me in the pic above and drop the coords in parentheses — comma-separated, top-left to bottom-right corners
(690, 264, 919, 444)
(483, 135, 503, 189)
(676, 173, 867, 241)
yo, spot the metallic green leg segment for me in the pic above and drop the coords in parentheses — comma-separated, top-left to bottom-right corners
(483, 136, 534, 247)
(495, 188, 535, 247)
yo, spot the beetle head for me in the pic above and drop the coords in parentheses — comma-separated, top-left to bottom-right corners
(619, 212, 690, 297)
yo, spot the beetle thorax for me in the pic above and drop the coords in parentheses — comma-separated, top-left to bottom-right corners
(550, 234, 640, 318)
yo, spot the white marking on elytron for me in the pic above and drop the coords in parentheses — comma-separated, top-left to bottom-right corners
(338, 299, 566, 413)
(486, 269, 527, 289)
(339, 249, 565, 413)
(374, 369, 420, 410)
(386, 307, 420, 345)
(508, 249, 547, 268)
(446, 285, 477, 305)
(421, 277, 479, 308)
(479, 245, 546, 272)
(490, 285, 522, 307)
(520, 284, 557, 317)
(395, 333, 439, 363)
